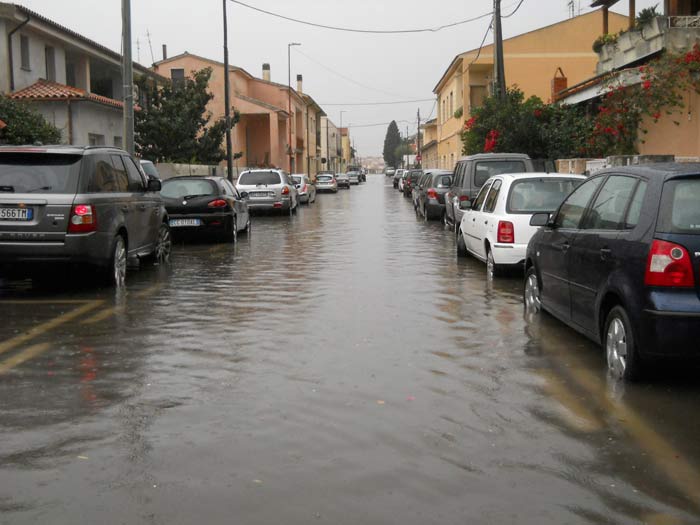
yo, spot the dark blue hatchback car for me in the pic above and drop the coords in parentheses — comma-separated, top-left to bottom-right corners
(524, 164, 700, 380)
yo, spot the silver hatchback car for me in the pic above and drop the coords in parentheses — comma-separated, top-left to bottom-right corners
(0, 145, 170, 286)
(236, 169, 298, 215)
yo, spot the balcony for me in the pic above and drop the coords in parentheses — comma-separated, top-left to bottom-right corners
(597, 16, 700, 74)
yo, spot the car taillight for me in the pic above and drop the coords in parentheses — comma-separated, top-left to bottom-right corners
(208, 199, 227, 208)
(281, 186, 290, 195)
(302, 184, 307, 192)
(497, 221, 515, 244)
(332, 178, 337, 183)
(645, 239, 695, 287)
(68, 204, 97, 233)
(459, 195, 469, 202)
(427, 189, 438, 200)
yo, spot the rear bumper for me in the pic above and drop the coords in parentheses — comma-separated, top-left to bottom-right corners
(425, 202, 445, 218)
(168, 212, 230, 231)
(491, 243, 527, 266)
(0, 231, 113, 266)
(247, 198, 292, 211)
(638, 291, 700, 357)
(316, 185, 337, 192)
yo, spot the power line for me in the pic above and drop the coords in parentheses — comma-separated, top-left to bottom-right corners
(294, 48, 416, 100)
(467, 17, 493, 67)
(503, 0, 526, 17)
(347, 120, 413, 129)
(321, 98, 435, 106)
(229, 0, 493, 34)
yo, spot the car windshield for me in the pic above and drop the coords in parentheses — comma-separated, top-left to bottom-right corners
(474, 161, 527, 187)
(0, 153, 82, 194)
(140, 162, 159, 178)
(658, 178, 700, 234)
(238, 171, 281, 186)
(435, 175, 452, 188)
(317, 175, 333, 182)
(292, 176, 303, 184)
(508, 178, 582, 213)
(161, 179, 217, 198)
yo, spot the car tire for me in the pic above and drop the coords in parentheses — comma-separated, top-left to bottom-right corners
(154, 222, 172, 263)
(604, 306, 643, 381)
(105, 234, 127, 287)
(230, 216, 238, 243)
(486, 248, 503, 279)
(523, 266, 542, 314)
(457, 229, 468, 258)
(242, 214, 251, 235)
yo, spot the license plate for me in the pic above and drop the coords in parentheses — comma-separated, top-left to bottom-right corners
(249, 191, 273, 198)
(170, 218, 201, 227)
(0, 207, 33, 221)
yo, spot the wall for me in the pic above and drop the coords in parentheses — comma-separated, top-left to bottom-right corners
(71, 101, 123, 146)
(0, 19, 8, 93)
(10, 27, 68, 91)
(639, 89, 700, 157)
(31, 100, 69, 142)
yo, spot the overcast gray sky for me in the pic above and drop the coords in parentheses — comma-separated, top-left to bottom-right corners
(20, 0, 659, 157)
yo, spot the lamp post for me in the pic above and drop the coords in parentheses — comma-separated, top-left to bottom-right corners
(288, 42, 301, 172)
(223, 0, 233, 181)
(339, 110, 346, 171)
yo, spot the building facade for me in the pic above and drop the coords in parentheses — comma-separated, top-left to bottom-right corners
(432, 9, 628, 170)
(320, 116, 340, 172)
(420, 118, 438, 169)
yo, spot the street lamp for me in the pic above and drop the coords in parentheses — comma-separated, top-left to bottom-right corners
(339, 110, 347, 170)
(222, 0, 233, 181)
(288, 42, 301, 172)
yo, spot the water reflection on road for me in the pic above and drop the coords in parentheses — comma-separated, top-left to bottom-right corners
(1, 176, 700, 524)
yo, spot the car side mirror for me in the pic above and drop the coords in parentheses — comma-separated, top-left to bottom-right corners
(295, 184, 301, 189)
(240, 191, 249, 199)
(530, 212, 551, 227)
(147, 178, 161, 192)
(459, 200, 472, 210)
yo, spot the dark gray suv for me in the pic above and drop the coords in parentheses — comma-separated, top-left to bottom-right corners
(0, 146, 170, 286)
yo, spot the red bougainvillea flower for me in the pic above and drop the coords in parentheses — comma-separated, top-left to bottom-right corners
(653, 111, 661, 120)
(534, 109, 543, 118)
(484, 129, 499, 153)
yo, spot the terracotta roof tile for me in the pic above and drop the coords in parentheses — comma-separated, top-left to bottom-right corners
(10, 79, 125, 109)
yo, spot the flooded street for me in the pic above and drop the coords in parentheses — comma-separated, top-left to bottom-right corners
(2, 175, 700, 524)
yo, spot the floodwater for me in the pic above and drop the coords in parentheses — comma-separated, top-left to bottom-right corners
(1, 175, 700, 524)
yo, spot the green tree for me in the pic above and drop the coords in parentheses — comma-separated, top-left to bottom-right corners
(0, 96, 62, 145)
(135, 67, 239, 164)
(382, 120, 401, 168)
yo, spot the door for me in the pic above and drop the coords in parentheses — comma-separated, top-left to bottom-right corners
(569, 175, 640, 334)
(472, 178, 502, 260)
(464, 180, 492, 254)
(111, 155, 147, 253)
(123, 156, 159, 250)
(447, 162, 465, 225)
(538, 176, 605, 321)
(224, 179, 248, 230)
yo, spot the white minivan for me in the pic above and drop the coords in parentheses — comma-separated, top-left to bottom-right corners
(457, 173, 585, 277)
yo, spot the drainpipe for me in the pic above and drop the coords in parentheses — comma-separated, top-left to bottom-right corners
(7, 13, 31, 92)
(67, 99, 73, 144)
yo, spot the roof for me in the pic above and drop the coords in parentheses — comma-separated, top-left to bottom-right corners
(0, 2, 164, 80)
(302, 94, 326, 116)
(0, 145, 125, 154)
(591, 0, 621, 7)
(459, 152, 532, 161)
(595, 163, 700, 179)
(10, 79, 127, 109)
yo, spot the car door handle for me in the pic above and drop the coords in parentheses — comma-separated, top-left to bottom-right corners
(600, 247, 611, 260)
(560, 242, 570, 252)
(139, 204, 147, 210)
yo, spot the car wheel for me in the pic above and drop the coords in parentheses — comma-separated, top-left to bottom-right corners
(523, 266, 542, 314)
(443, 212, 449, 228)
(423, 208, 429, 222)
(605, 306, 643, 381)
(456, 229, 468, 258)
(230, 216, 238, 243)
(242, 214, 251, 234)
(106, 234, 127, 287)
(486, 248, 502, 279)
(292, 201, 298, 214)
(154, 222, 172, 263)
(288, 204, 293, 217)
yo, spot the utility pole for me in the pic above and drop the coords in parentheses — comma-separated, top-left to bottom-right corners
(417, 108, 421, 168)
(121, 0, 134, 155)
(406, 125, 409, 169)
(223, 0, 233, 182)
(493, 0, 506, 101)
(288, 42, 301, 173)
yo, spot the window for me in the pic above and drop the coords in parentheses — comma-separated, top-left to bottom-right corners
(45, 46, 55, 81)
(470, 86, 487, 111)
(123, 157, 145, 191)
(507, 178, 582, 214)
(88, 134, 105, 146)
(449, 92, 454, 116)
(86, 154, 127, 193)
(657, 178, 700, 234)
(436, 175, 451, 188)
(110, 155, 130, 192)
(554, 177, 604, 229)
(0, 153, 82, 194)
(582, 176, 638, 230)
(113, 136, 123, 149)
(161, 179, 217, 198)
(171, 68, 185, 88)
(482, 179, 502, 213)
(474, 161, 527, 188)
(238, 171, 281, 186)
(20, 35, 30, 70)
(472, 181, 492, 212)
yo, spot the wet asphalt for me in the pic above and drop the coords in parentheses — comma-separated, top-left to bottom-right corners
(2, 175, 700, 524)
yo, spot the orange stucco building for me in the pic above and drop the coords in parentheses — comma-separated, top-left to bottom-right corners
(432, 9, 628, 170)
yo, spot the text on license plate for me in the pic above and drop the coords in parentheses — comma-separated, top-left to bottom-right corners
(0, 207, 33, 221)
(250, 191, 273, 198)
(170, 218, 201, 227)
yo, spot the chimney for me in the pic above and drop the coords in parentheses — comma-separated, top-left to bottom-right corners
(551, 67, 567, 103)
(297, 74, 303, 94)
(262, 63, 271, 82)
(162, 44, 167, 61)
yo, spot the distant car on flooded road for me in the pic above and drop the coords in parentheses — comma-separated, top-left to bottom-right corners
(525, 164, 700, 381)
(235, 169, 298, 216)
(336, 173, 351, 189)
(315, 173, 338, 193)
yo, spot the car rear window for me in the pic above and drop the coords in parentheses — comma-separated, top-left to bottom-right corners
(161, 179, 217, 199)
(508, 178, 582, 213)
(657, 178, 700, 234)
(473, 161, 527, 188)
(292, 176, 303, 184)
(238, 171, 281, 186)
(0, 153, 82, 194)
(317, 175, 333, 182)
(435, 175, 452, 188)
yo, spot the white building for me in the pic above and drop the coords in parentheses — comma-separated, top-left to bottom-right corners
(319, 116, 341, 172)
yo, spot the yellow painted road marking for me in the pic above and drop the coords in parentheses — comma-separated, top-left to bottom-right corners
(0, 343, 51, 374)
(0, 300, 93, 304)
(80, 283, 161, 325)
(539, 368, 603, 433)
(0, 300, 102, 356)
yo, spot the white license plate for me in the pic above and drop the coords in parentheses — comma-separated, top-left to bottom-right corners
(0, 207, 33, 221)
(249, 192, 273, 198)
(170, 218, 201, 227)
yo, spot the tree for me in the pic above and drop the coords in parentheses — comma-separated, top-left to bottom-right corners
(382, 120, 401, 168)
(0, 96, 62, 145)
(135, 67, 239, 164)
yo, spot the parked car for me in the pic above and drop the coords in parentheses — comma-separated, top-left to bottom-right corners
(336, 173, 351, 189)
(0, 145, 170, 287)
(291, 174, 316, 204)
(315, 173, 338, 193)
(393, 169, 404, 189)
(402, 169, 423, 198)
(347, 171, 361, 185)
(445, 153, 535, 231)
(235, 169, 298, 215)
(160, 176, 250, 241)
(524, 164, 700, 380)
(360, 169, 367, 182)
(385, 167, 395, 177)
(139, 159, 161, 180)
(457, 173, 584, 277)
(414, 169, 454, 221)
